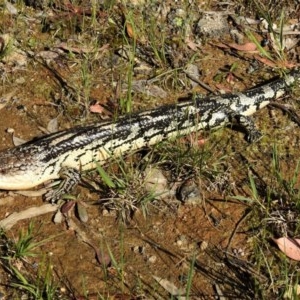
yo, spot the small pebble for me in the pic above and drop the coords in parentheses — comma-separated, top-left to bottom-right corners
(132, 245, 145, 254)
(199, 240, 208, 251)
(4, 1, 18, 15)
(147, 255, 157, 263)
(6, 128, 14, 134)
(15, 77, 26, 84)
(178, 179, 201, 204)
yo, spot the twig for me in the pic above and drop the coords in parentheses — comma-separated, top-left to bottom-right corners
(183, 70, 217, 94)
(0, 204, 58, 230)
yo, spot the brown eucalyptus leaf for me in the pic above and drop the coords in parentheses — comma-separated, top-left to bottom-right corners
(273, 237, 300, 261)
(228, 42, 257, 52)
(77, 202, 88, 223)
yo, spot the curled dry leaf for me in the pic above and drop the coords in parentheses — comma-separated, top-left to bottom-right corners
(126, 22, 136, 39)
(90, 102, 113, 119)
(61, 201, 76, 214)
(185, 63, 200, 88)
(273, 237, 300, 261)
(226, 72, 235, 84)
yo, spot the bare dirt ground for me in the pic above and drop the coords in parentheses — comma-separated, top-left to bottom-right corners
(0, 1, 300, 299)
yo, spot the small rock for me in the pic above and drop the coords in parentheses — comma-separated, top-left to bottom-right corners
(185, 63, 200, 88)
(102, 209, 113, 216)
(196, 12, 229, 38)
(199, 240, 208, 251)
(15, 77, 26, 84)
(102, 209, 109, 216)
(132, 245, 145, 254)
(167, 8, 187, 28)
(233, 248, 245, 257)
(230, 29, 244, 44)
(4, 1, 18, 15)
(147, 255, 157, 263)
(53, 210, 63, 224)
(37, 50, 59, 61)
(144, 166, 169, 198)
(175, 235, 188, 248)
(0, 195, 15, 206)
(177, 179, 201, 204)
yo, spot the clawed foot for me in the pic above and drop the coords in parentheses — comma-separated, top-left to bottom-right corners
(44, 168, 81, 203)
(246, 129, 262, 143)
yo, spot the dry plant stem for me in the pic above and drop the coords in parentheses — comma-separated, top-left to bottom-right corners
(66, 218, 107, 266)
(0, 204, 58, 230)
(183, 70, 217, 94)
(225, 209, 251, 254)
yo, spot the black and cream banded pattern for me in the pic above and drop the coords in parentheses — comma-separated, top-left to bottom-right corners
(0, 69, 299, 201)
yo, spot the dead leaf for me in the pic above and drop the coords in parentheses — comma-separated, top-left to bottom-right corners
(185, 63, 200, 88)
(126, 22, 136, 39)
(131, 80, 167, 98)
(12, 134, 27, 146)
(226, 72, 235, 84)
(37, 50, 60, 60)
(253, 55, 296, 68)
(153, 276, 185, 297)
(53, 210, 63, 224)
(76, 201, 89, 223)
(228, 42, 257, 52)
(273, 237, 300, 261)
(214, 83, 233, 93)
(213, 41, 258, 53)
(253, 56, 277, 68)
(185, 37, 201, 51)
(55, 42, 109, 55)
(47, 117, 58, 133)
(0, 90, 15, 110)
(90, 103, 106, 114)
(212, 42, 230, 49)
(61, 201, 76, 214)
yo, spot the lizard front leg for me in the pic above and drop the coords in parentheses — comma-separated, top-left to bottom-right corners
(229, 113, 262, 143)
(45, 167, 81, 203)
